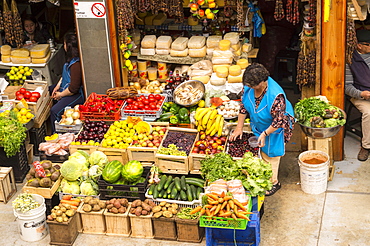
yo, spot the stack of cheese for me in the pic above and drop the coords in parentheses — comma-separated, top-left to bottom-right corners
(135, 12, 167, 26)
(206, 36, 222, 56)
(1, 44, 50, 64)
(141, 35, 156, 56)
(156, 36, 172, 55)
(224, 32, 242, 56)
(227, 65, 243, 83)
(170, 37, 189, 57)
(188, 36, 206, 58)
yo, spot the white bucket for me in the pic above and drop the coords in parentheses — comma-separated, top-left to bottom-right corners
(13, 194, 48, 242)
(298, 150, 329, 195)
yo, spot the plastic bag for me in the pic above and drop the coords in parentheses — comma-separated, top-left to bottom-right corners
(204, 88, 225, 107)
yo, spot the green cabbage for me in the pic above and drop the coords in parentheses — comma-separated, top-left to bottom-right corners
(60, 179, 80, 194)
(121, 160, 143, 183)
(77, 150, 90, 160)
(89, 151, 109, 168)
(80, 180, 98, 196)
(69, 151, 89, 168)
(60, 159, 87, 181)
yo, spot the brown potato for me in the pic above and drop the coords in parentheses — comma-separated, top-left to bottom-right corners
(82, 204, 92, 212)
(152, 206, 162, 213)
(153, 211, 163, 218)
(163, 211, 173, 218)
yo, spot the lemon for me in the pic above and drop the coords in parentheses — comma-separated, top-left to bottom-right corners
(25, 71, 31, 76)
(102, 141, 107, 147)
(6, 72, 11, 76)
(94, 142, 100, 146)
(29, 69, 33, 73)
(198, 100, 205, 108)
(22, 76, 26, 80)
(24, 67, 29, 71)
(127, 122, 134, 129)
(113, 121, 120, 127)
(19, 66, 24, 69)
(10, 70, 15, 75)
(75, 142, 81, 145)
(14, 68, 19, 72)
(20, 108, 28, 115)
(26, 112, 33, 119)
(82, 142, 87, 145)
(205, 8, 211, 15)
(18, 74, 23, 79)
(21, 116, 28, 122)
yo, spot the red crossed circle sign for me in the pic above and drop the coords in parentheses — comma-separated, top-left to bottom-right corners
(91, 3, 106, 17)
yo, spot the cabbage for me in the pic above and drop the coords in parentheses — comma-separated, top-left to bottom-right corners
(60, 179, 80, 194)
(89, 151, 109, 168)
(88, 165, 103, 182)
(121, 160, 143, 183)
(80, 180, 98, 196)
(69, 151, 89, 168)
(60, 159, 87, 181)
(77, 150, 90, 160)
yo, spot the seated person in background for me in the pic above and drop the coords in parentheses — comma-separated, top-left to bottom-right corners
(345, 29, 370, 161)
(22, 15, 52, 45)
(49, 33, 84, 133)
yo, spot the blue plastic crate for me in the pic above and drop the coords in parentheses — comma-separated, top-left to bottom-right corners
(205, 213, 260, 246)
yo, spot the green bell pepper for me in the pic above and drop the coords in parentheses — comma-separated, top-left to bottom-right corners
(170, 104, 181, 114)
(162, 102, 173, 112)
(170, 115, 179, 124)
(178, 108, 189, 121)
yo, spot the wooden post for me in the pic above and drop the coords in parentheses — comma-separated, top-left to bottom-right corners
(106, 0, 122, 87)
(320, 0, 347, 160)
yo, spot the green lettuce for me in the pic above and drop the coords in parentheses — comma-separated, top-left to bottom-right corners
(60, 159, 87, 181)
(60, 179, 80, 194)
(80, 180, 98, 196)
(69, 151, 89, 168)
(89, 151, 109, 168)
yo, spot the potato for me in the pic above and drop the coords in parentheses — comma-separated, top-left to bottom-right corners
(113, 200, 121, 209)
(106, 204, 114, 210)
(152, 206, 162, 213)
(88, 199, 98, 206)
(47, 215, 54, 221)
(110, 207, 118, 214)
(159, 201, 167, 207)
(118, 206, 126, 214)
(131, 200, 142, 208)
(93, 204, 101, 211)
(163, 211, 173, 218)
(161, 207, 167, 211)
(165, 203, 171, 208)
(63, 217, 69, 222)
(82, 204, 92, 212)
(141, 202, 152, 212)
(153, 211, 163, 218)
(135, 207, 143, 216)
(99, 201, 106, 209)
(171, 203, 179, 210)
(168, 207, 178, 215)
(55, 210, 63, 216)
(60, 206, 67, 212)
(84, 197, 93, 204)
(141, 210, 148, 215)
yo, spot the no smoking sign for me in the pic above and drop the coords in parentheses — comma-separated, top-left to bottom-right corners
(91, 3, 106, 17)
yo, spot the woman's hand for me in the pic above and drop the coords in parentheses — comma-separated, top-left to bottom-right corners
(53, 91, 62, 100)
(258, 133, 266, 148)
(229, 128, 243, 141)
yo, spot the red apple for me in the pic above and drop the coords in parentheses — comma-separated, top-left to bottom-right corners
(220, 136, 227, 144)
(216, 149, 222, 153)
(141, 142, 148, 147)
(192, 147, 199, 153)
(212, 143, 219, 149)
(199, 143, 206, 150)
(148, 135, 154, 140)
(216, 139, 222, 145)
(200, 134, 206, 140)
(155, 142, 160, 147)
(206, 135, 212, 141)
(199, 150, 205, 154)
(148, 142, 154, 147)
(208, 139, 215, 144)
(212, 136, 219, 141)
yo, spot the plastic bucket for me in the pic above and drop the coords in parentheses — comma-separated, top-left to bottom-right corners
(298, 150, 329, 194)
(13, 194, 48, 242)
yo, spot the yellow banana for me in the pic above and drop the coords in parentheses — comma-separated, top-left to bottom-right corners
(206, 120, 217, 135)
(195, 108, 210, 122)
(197, 123, 204, 131)
(209, 109, 218, 121)
(209, 115, 221, 136)
(202, 108, 214, 127)
(218, 116, 224, 136)
(206, 115, 217, 130)
(210, 126, 218, 136)
(214, 115, 222, 130)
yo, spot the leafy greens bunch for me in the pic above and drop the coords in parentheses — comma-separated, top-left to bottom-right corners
(200, 152, 273, 196)
(0, 115, 26, 157)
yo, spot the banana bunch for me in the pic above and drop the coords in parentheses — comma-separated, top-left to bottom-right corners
(195, 107, 224, 136)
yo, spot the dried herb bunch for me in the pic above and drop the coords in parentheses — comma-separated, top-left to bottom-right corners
(274, 0, 285, 21)
(11, 0, 23, 48)
(236, 0, 244, 30)
(3, 0, 13, 45)
(346, 18, 357, 65)
(296, 35, 316, 88)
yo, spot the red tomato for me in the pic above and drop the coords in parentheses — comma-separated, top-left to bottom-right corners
(126, 98, 133, 104)
(29, 96, 38, 102)
(150, 104, 157, 110)
(148, 94, 155, 99)
(16, 94, 24, 100)
(125, 105, 132, 110)
(154, 94, 162, 100)
(16, 91, 22, 96)
(139, 95, 146, 99)
(137, 97, 143, 102)
(24, 91, 32, 99)
(132, 105, 138, 110)
(19, 88, 27, 94)
(31, 92, 41, 99)
(138, 102, 144, 109)
(133, 101, 139, 106)
(142, 99, 150, 105)
(144, 105, 150, 110)
(148, 97, 156, 103)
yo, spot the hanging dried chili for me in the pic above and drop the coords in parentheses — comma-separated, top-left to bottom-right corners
(308, 0, 316, 27)
(346, 18, 357, 65)
(286, 0, 293, 23)
(237, 0, 244, 30)
(274, 0, 285, 21)
(11, 0, 23, 48)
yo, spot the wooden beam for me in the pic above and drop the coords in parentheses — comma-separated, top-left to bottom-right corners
(106, 0, 122, 87)
(321, 0, 347, 161)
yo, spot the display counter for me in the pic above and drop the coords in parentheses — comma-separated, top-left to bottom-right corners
(0, 44, 65, 85)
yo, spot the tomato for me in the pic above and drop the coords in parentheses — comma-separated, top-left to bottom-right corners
(133, 101, 139, 106)
(125, 105, 132, 110)
(132, 105, 138, 110)
(154, 94, 162, 100)
(29, 96, 38, 102)
(16, 91, 22, 96)
(137, 97, 143, 102)
(126, 98, 134, 104)
(142, 99, 150, 105)
(148, 94, 155, 99)
(148, 97, 156, 103)
(16, 94, 24, 100)
(139, 95, 146, 99)
(150, 104, 157, 110)
(19, 88, 27, 94)
(24, 91, 32, 99)
(144, 105, 150, 110)
(31, 92, 41, 99)
(138, 102, 144, 109)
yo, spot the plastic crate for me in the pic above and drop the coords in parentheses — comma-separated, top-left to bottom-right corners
(98, 166, 150, 201)
(0, 143, 29, 183)
(80, 93, 124, 121)
(121, 94, 168, 121)
(29, 121, 47, 156)
(54, 106, 83, 133)
(45, 193, 60, 216)
(39, 151, 69, 163)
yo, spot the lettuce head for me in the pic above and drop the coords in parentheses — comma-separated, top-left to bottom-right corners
(80, 180, 98, 196)
(60, 159, 87, 181)
(89, 151, 109, 168)
(69, 151, 89, 168)
(60, 179, 80, 194)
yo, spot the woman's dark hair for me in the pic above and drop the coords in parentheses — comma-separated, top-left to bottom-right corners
(64, 33, 79, 62)
(22, 15, 40, 32)
(242, 63, 270, 87)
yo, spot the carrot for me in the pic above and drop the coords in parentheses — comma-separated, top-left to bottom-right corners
(210, 211, 215, 217)
(240, 211, 253, 215)
(206, 193, 219, 200)
(208, 199, 219, 205)
(218, 198, 224, 203)
(199, 208, 206, 216)
(60, 199, 80, 207)
(220, 191, 225, 198)
(228, 200, 234, 209)
(220, 201, 228, 210)
(210, 205, 217, 212)
(241, 201, 249, 206)
(218, 211, 232, 217)
(231, 213, 238, 220)
(190, 206, 202, 215)
(236, 213, 250, 221)
(204, 204, 213, 209)
(233, 205, 239, 216)
(69, 205, 78, 210)
(214, 203, 222, 215)
(223, 196, 233, 201)
(62, 195, 73, 200)
(233, 199, 247, 211)
(226, 203, 230, 212)
(205, 209, 211, 216)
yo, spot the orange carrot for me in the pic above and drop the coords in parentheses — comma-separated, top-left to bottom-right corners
(205, 209, 211, 216)
(226, 203, 230, 212)
(240, 211, 253, 215)
(214, 203, 222, 215)
(210, 205, 217, 212)
(204, 204, 213, 209)
(206, 193, 219, 200)
(231, 213, 237, 220)
(220, 201, 228, 210)
(236, 213, 250, 221)
(223, 196, 233, 201)
(233, 199, 247, 211)
(218, 198, 224, 203)
(199, 208, 206, 216)
(62, 195, 73, 200)
(228, 200, 234, 209)
(60, 199, 80, 207)
(220, 191, 225, 198)
(190, 206, 202, 215)
(219, 211, 232, 217)
(208, 199, 219, 205)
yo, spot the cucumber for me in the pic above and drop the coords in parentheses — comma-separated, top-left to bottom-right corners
(186, 184, 193, 201)
(167, 182, 175, 194)
(157, 175, 167, 191)
(159, 189, 166, 198)
(181, 176, 187, 190)
(163, 193, 167, 199)
(180, 190, 187, 201)
(153, 187, 159, 199)
(174, 177, 181, 191)
(191, 185, 198, 200)
(164, 175, 173, 190)
(174, 192, 180, 200)
(170, 187, 178, 199)
(196, 186, 203, 198)
(185, 178, 204, 187)
(148, 184, 156, 195)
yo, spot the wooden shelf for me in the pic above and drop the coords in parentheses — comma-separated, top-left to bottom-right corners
(137, 54, 212, 64)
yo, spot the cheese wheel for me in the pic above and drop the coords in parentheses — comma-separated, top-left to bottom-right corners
(229, 65, 242, 76)
(1, 45, 11, 55)
(11, 48, 29, 57)
(215, 67, 228, 78)
(207, 36, 222, 48)
(11, 56, 31, 64)
(1, 54, 11, 63)
(210, 73, 226, 86)
(227, 74, 243, 83)
(223, 32, 240, 45)
(237, 59, 249, 69)
(30, 44, 50, 58)
(192, 75, 210, 84)
(212, 57, 233, 65)
(219, 40, 231, 51)
(141, 35, 157, 48)
(213, 64, 230, 71)
(31, 51, 51, 64)
(189, 46, 206, 58)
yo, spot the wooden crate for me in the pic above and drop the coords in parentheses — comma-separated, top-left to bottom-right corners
(307, 137, 335, 181)
(104, 204, 131, 236)
(2, 85, 21, 99)
(22, 175, 62, 199)
(26, 142, 34, 164)
(155, 127, 198, 174)
(34, 97, 52, 128)
(175, 217, 204, 243)
(69, 145, 99, 155)
(152, 216, 177, 240)
(0, 167, 17, 204)
(129, 213, 154, 238)
(97, 147, 129, 164)
(47, 213, 79, 246)
(77, 202, 106, 234)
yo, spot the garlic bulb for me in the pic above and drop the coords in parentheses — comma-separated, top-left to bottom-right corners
(74, 105, 80, 111)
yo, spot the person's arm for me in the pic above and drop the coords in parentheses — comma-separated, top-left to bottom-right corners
(52, 77, 62, 99)
(54, 62, 82, 100)
(345, 63, 362, 99)
(229, 98, 248, 141)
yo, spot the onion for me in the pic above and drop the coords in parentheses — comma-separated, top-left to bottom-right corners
(64, 109, 74, 117)
(74, 105, 80, 111)
(74, 119, 82, 125)
(64, 117, 74, 125)
(71, 111, 80, 120)
(133, 82, 141, 90)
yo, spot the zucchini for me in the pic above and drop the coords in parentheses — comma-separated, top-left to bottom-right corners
(157, 175, 167, 191)
(180, 190, 187, 201)
(163, 193, 167, 199)
(196, 186, 203, 198)
(158, 112, 173, 121)
(167, 182, 175, 194)
(158, 189, 166, 198)
(170, 187, 178, 199)
(164, 175, 173, 189)
(148, 184, 156, 195)
(174, 177, 181, 191)
(153, 187, 159, 199)
(174, 192, 180, 200)
(181, 176, 187, 190)
(191, 185, 197, 200)
(186, 184, 193, 201)
(185, 178, 204, 187)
